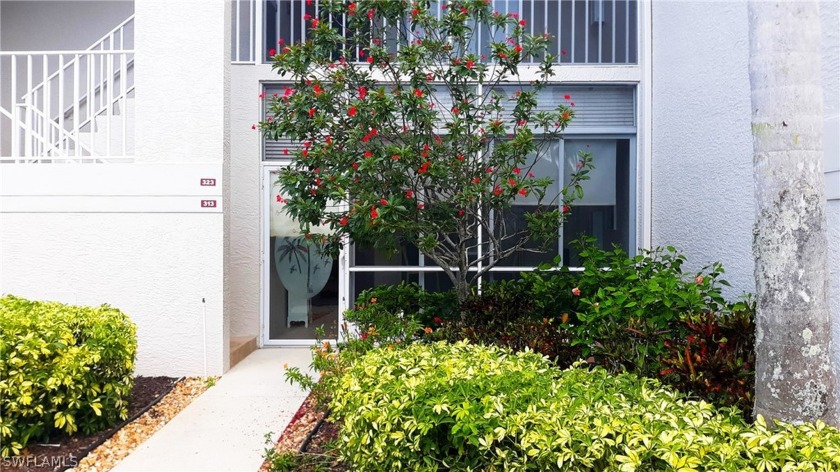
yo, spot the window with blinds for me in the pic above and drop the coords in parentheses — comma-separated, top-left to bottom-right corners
(262, 84, 635, 160)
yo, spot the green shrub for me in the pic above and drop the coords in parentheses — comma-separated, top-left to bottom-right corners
(345, 282, 458, 343)
(330, 341, 840, 471)
(430, 280, 580, 365)
(0, 295, 137, 457)
(524, 237, 733, 377)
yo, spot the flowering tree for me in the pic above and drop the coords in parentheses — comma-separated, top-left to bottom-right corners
(260, 0, 591, 302)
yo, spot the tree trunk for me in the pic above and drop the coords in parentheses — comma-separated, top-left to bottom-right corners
(748, 1, 837, 425)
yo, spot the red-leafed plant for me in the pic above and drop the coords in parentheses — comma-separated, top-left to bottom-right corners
(660, 297, 756, 417)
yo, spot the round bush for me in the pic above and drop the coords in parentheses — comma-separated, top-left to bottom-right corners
(0, 295, 137, 457)
(330, 341, 840, 471)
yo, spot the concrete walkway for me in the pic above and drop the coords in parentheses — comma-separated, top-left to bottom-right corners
(113, 348, 314, 472)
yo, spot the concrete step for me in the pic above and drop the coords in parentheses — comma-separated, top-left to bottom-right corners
(230, 335, 258, 369)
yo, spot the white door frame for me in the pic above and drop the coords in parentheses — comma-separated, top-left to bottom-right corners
(261, 164, 347, 346)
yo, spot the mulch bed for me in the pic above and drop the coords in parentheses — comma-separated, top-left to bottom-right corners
(260, 393, 347, 472)
(3, 376, 178, 472)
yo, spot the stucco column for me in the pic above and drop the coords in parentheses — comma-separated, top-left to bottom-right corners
(134, 0, 232, 373)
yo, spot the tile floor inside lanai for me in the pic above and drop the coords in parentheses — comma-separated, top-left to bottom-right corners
(112, 348, 313, 472)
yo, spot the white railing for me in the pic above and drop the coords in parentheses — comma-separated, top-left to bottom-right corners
(0, 15, 134, 163)
(249, 0, 637, 64)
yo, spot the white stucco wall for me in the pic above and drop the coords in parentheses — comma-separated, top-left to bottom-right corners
(0, 211, 223, 376)
(650, 1, 755, 297)
(0, 0, 133, 51)
(228, 65, 270, 341)
(829, 202, 840, 381)
(0, 0, 232, 376)
(821, 1, 840, 375)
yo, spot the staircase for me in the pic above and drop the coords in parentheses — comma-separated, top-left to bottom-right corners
(0, 15, 135, 163)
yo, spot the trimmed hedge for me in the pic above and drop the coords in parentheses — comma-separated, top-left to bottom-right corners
(0, 295, 137, 457)
(330, 341, 840, 471)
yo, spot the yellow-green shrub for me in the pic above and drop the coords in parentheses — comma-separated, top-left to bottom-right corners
(0, 295, 137, 457)
(330, 341, 840, 471)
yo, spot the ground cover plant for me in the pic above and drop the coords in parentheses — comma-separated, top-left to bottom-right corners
(330, 341, 840, 471)
(0, 295, 137, 457)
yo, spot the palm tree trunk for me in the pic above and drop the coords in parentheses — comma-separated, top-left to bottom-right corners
(748, 0, 837, 425)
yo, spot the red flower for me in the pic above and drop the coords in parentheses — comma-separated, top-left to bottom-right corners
(457, 154, 465, 161)
(413, 89, 423, 98)
(370, 207, 378, 219)
(283, 149, 289, 155)
(433, 316, 443, 324)
(392, 154, 400, 161)
(380, 198, 388, 206)
(460, 6, 467, 14)
(405, 190, 414, 198)
(514, 44, 523, 53)
(418, 161, 430, 174)
(308, 107, 316, 117)
(564, 94, 571, 100)
(458, 209, 465, 217)
(411, 8, 419, 17)
(472, 177, 481, 184)
(367, 56, 374, 64)
(251, 124, 256, 130)
(452, 107, 460, 114)
(570, 102, 575, 107)
(507, 178, 516, 186)
(268, 48, 276, 56)
(571, 287, 581, 296)
(562, 205, 570, 213)
(427, 73, 434, 81)
(360, 332, 368, 340)
(352, 162, 359, 170)
(518, 188, 528, 196)
(358, 87, 367, 99)
(695, 276, 704, 284)
(348, 106, 357, 116)
(519, 19, 526, 26)
(512, 167, 521, 174)
(303, 13, 312, 20)
(493, 185, 502, 196)
(367, 8, 375, 19)
(417, 203, 425, 209)
(314, 84, 323, 95)
(364, 150, 373, 158)
(311, 18, 319, 27)
(348, 2, 356, 13)
(466, 60, 474, 69)
(561, 49, 567, 56)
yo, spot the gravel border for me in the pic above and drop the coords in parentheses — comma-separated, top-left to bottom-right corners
(67, 377, 215, 472)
